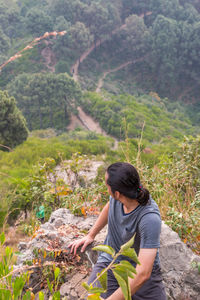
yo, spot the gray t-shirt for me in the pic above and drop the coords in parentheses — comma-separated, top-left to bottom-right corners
(97, 196, 161, 269)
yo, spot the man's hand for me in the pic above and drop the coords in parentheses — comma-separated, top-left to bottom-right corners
(68, 235, 94, 255)
(68, 202, 109, 256)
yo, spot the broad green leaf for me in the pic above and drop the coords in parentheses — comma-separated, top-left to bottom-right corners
(82, 281, 90, 291)
(121, 248, 140, 265)
(113, 267, 127, 282)
(39, 291, 45, 300)
(54, 267, 60, 281)
(92, 245, 115, 257)
(53, 291, 60, 300)
(114, 265, 134, 279)
(97, 269, 107, 290)
(119, 261, 137, 274)
(126, 269, 135, 279)
(87, 294, 101, 300)
(0, 232, 5, 246)
(120, 235, 135, 251)
(113, 270, 129, 300)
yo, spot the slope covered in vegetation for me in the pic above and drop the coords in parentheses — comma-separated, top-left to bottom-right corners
(81, 92, 200, 142)
(0, 0, 200, 104)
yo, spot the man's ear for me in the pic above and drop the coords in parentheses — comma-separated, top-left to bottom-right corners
(114, 191, 120, 200)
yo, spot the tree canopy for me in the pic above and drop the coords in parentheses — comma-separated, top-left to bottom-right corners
(0, 90, 28, 150)
(0, 0, 200, 104)
(7, 73, 82, 131)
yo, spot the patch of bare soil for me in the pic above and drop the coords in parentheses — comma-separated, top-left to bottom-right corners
(67, 113, 83, 131)
(77, 106, 107, 134)
(41, 41, 57, 72)
(4, 226, 30, 251)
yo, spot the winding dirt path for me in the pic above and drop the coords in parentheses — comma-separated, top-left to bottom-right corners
(96, 56, 148, 92)
(67, 107, 118, 149)
(70, 39, 102, 82)
(70, 11, 152, 82)
(68, 12, 152, 147)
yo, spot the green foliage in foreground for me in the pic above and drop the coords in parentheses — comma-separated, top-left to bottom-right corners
(0, 90, 28, 150)
(0, 130, 114, 221)
(0, 232, 139, 300)
(0, 130, 113, 185)
(82, 235, 139, 300)
(81, 92, 198, 142)
(0, 232, 30, 299)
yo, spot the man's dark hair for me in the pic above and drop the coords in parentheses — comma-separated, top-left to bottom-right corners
(106, 162, 150, 206)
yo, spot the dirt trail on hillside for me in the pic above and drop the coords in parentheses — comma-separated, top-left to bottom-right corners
(96, 56, 148, 92)
(70, 39, 102, 82)
(68, 12, 152, 147)
(70, 12, 152, 82)
(68, 107, 118, 149)
(96, 61, 133, 92)
(70, 25, 127, 82)
(41, 41, 56, 72)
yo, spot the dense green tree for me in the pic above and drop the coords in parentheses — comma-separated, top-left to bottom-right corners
(25, 8, 53, 35)
(0, 2, 23, 37)
(185, 21, 200, 82)
(68, 22, 93, 57)
(0, 90, 28, 150)
(49, 0, 86, 24)
(122, 14, 149, 58)
(149, 15, 181, 93)
(0, 27, 10, 55)
(54, 16, 70, 31)
(17, 0, 48, 16)
(106, 2, 122, 31)
(81, 2, 110, 41)
(121, 0, 151, 20)
(177, 3, 200, 23)
(53, 21, 92, 60)
(180, 0, 200, 13)
(7, 73, 82, 131)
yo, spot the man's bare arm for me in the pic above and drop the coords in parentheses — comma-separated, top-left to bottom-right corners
(106, 248, 157, 300)
(68, 202, 109, 255)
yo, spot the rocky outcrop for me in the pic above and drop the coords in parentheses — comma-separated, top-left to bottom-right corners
(54, 159, 103, 189)
(159, 223, 200, 300)
(18, 209, 200, 300)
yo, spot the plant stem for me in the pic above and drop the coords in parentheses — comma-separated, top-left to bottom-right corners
(80, 252, 121, 299)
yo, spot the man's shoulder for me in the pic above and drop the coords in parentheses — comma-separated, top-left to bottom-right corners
(138, 197, 161, 221)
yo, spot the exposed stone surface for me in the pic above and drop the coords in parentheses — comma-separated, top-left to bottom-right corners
(17, 209, 200, 300)
(54, 160, 103, 189)
(160, 222, 200, 300)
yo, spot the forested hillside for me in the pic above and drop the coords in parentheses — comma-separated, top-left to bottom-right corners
(0, 0, 200, 103)
(0, 1, 200, 298)
(0, 0, 200, 139)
